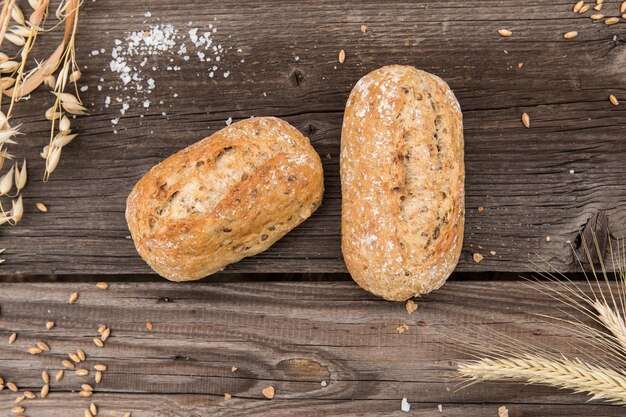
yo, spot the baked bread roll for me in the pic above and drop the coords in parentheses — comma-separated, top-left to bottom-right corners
(341, 65, 464, 301)
(126, 117, 324, 281)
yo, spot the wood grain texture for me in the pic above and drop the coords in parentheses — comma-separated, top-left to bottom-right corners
(0, 281, 624, 416)
(1, 0, 626, 274)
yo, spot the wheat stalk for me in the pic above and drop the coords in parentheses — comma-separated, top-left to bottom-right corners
(459, 354, 626, 405)
(457, 230, 626, 406)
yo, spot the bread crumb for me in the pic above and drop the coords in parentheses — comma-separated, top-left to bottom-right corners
(338, 49, 346, 64)
(417, 320, 426, 327)
(224, 393, 231, 400)
(473, 253, 484, 263)
(231, 366, 237, 372)
(498, 405, 509, 417)
(360, 25, 367, 33)
(546, 236, 551, 242)
(401, 398, 410, 412)
(262, 386, 275, 399)
(490, 250, 497, 255)
(438, 404, 443, 412)
(320, 380, 327, 387)
(396, 324, 409, 334)
(477, 206, 484, 212)
(146, 322, 153, 331)
(405, 300, 418, 314)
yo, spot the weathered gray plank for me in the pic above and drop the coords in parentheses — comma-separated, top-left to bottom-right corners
(1, 0, 625, 274)
(0, 281, 623, 415)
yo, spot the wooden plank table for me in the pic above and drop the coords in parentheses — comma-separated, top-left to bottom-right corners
(1, 0, 626, 415)
(1, 281, 625, 417)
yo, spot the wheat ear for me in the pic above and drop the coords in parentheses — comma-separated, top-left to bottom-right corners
(459, 354, 626, 405)
(593, 300, 626, 352)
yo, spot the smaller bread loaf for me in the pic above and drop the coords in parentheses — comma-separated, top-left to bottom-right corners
(126, 117, 324, 281)
(341, 65, 464, 301)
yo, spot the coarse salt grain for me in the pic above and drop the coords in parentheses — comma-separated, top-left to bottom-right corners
(105, 22, 240, 119)
(225, 117, 232, 126)
(401, 398, 410, 412)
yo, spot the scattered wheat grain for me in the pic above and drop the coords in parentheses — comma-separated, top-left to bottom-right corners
(81, 384, 93, 392)
(68, 292, 78, 304)
(7, 382, 18, 392)
(96, 282, 108, 290)
(101, 327, 111, 341)
(23, 391, 35, 399)
(573, 0, 584, 12)
(498, 29, 512, 37)
(621, 1, 626, 13)
(36, 341, 49, 351)
(62, 359, 75, 369)
(40, 384, 49, 398)
(338, 49, 345, 64)
(27, 346, 42, 355)
(79, 390, 93, 398)
(45, 321, 54, 330)
(10, 406, 25, 414)
(609, 94, 619, 105)
(94, 364, 107, 372)
(14, 395, 25, 404)
(605, 17, 619, 25)
(262, 386, 275, 399)
(579, 4, 590, 12)
(564, 31, 578, 39)
(55, 370, 64, 381)
(95, 371, 102, 384)
(521, 112, 530, 128)
(9, 333, 17, 343)
(75, 368, 89, 377)
(89, 403, 97, 415)
(84, 410, 94, 417)
(77, 349, 86, 361)
(590, 13, 604, 19)
(42, 370, 49, 384)
(93, 338, 104, 347)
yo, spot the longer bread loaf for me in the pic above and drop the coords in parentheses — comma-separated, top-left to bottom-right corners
(341, 65, 464, 301)
(126, 117, 324, 281)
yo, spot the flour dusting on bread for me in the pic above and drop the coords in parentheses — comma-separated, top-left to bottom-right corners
(341, 65, 464, 301)
(126, 117, 324, 281)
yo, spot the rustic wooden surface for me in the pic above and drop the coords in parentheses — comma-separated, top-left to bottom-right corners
(0, 281, 623, 416)
(0, 0, 624, 274)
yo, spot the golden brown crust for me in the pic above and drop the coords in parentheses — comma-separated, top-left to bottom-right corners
(341, 65, 464, 301)
(126, 117, 324, 281)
